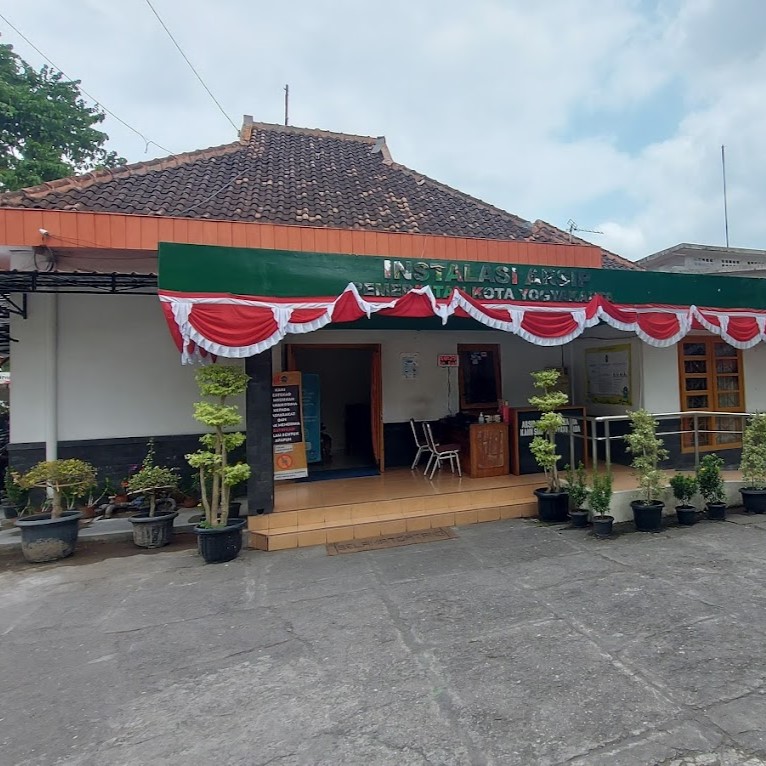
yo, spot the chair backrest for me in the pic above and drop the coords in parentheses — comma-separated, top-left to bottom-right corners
(423, 422, 438, 452)
(410, 418, 425, 448)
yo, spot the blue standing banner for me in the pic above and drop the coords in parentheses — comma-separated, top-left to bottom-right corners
(302, 373, 322, 463)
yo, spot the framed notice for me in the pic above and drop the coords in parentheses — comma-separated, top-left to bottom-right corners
(585, 344, 632, 405)
(272, 371, 309, 480)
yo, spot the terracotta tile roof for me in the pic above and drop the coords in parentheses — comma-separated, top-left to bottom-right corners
(0, 120, 639, 269)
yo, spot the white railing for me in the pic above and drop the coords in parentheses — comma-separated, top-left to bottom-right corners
(558, 411, 753, 471)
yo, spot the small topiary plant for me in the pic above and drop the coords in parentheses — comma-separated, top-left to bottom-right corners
(740, 413, 766, 489)
(697, 453, 725, 504)
(186, 365, 251, 528)
(589, 472, 613, 517)
(565, 462, 589, 510)
(669, 473, 698, 507)
(529, 369, 569, 493)
(16, 459, 97, 518)
(127, 440, 179, 517)
(625, 409, 669, 503)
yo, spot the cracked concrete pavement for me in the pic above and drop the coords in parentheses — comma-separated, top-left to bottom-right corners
(3, 514, 766, 765)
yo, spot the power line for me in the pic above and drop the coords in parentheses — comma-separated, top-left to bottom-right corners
(0, 11, 173, 156)
(143, 0, 238, 133)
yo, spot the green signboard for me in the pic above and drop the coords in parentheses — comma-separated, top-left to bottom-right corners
(158, 242, 766, 310)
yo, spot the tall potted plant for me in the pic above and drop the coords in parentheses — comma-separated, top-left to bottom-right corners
(565, 462, 589, 528)
(697, 453, 726, 520)
(739, 413, 766, 514)
(590, 471, 613, 538)
(669, 473, 698, 526)
(625, 409, 669, 532)
(15, 459, 97, 563)
(529, 369, 570, 522)
(186, 365, 251, 563)
(127, 440, 180, 548)
(2, 467, 28, 519)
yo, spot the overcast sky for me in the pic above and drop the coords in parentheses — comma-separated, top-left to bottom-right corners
(4, 0, 766, 260)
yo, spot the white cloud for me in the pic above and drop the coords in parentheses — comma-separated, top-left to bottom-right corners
(4, 0, 766, 259)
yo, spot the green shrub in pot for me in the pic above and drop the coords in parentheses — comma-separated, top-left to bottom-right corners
(740, 414, 766, 513)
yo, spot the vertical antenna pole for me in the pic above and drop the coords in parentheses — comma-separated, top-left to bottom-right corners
(284, 84, 289, 126)
(721, 144, 730, 248)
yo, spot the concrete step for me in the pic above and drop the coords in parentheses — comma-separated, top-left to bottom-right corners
(248, 498, 538, 551)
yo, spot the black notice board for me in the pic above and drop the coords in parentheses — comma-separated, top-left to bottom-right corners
(512, 406, 586, 475)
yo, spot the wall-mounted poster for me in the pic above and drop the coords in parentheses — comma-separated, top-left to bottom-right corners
(585, 344, 632, 405)
(400, 352, 419, 380)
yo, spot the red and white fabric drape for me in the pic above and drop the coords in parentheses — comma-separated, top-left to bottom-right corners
(159, 283, 766, 362)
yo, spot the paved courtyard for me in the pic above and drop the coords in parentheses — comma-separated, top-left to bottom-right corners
(3, 515, 766, 766)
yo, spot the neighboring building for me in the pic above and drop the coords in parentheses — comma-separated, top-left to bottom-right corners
(0, 119, 763, 548)
(638, 243, 766, 277)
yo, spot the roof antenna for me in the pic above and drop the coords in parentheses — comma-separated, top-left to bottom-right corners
(284, 84, 289, 126)
(567, 219, 603, 243)
(721, 144, 730, 248)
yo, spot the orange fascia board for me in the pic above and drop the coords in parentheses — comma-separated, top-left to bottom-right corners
(0, 208, 603, 268)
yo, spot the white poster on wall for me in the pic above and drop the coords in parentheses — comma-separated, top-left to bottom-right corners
(400, 352, 419, 380)
(585, 344, 632, 405)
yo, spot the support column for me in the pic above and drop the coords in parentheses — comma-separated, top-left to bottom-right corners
(245, 351, 274, 515)
(42, 293, 58, 463)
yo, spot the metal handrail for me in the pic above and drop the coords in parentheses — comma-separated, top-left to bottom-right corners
(578, 410, 754, 471)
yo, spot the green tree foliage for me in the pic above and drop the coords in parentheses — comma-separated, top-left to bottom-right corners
(126, 440, 179, 517)
(529, 368, 569, 492)
(0, 44, 125, 191)
(669, 473, 698, 506)
(741, 413, 766, 489)
(625, 409, 669, 503)
(696, 453, 725, 504)
(589, 472, 613, 517)
(16, 459, 97, 518)
(186, 365, 250, 527)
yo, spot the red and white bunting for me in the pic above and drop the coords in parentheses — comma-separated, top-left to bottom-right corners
(159, 284, 766, 362)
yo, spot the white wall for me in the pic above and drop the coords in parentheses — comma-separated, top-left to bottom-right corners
(283, 328, 564, 423)
(11, 293, 243, 443)
(744, 347, 766, 411)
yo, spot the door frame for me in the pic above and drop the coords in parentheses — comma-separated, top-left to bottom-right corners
(286, 343, 384, 471)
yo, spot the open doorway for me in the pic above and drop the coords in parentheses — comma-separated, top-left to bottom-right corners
(287, 344, 383, 478)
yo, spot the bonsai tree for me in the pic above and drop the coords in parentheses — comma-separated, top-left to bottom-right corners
(186, 365, 251, 527)
(127, 440, 179, 516)
(625, 409, 669, 504)
(669, 474, 698, 507)
(529, 369, 569, 493)
(740, 413, 766, 489)
(697, 453, 725, 504)
(565, 462, 589, 510)
(16, 459, 97, 518)
(589, 471, 613, 517)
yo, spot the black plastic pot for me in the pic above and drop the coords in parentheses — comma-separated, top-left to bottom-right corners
(15, 511, 82, 563)
(195, 518, 246, 563)
(128, 510, 179, 548)
(2, 502, 19, 519)
(592, 515, 614, 538)
(534, 489, 570, 523)
(706, 501, 727, 520)
(569, 509, 589, 528)
(227, 501, 242, 519)
(631, 500, 664, 532)
(740, 488, 766, 514)
(676, 505, 698, 526)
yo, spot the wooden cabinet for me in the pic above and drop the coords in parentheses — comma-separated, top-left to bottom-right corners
(462, 422, 509, 478)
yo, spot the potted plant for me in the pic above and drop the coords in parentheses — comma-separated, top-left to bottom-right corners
(625, 409, 669, 532)
(590, 471, 614, 538)
(669, 473, 698, 526)
(565, 462, 589, 528)
(2, 466, 28, 519)
(126, 440, 180, 548)
(697, 453, 726, 520)
(186, 365, 251, 563)
(529, 369, 570, 522)
(739, 413, 766, 513)
(15, 459, 97, 563)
